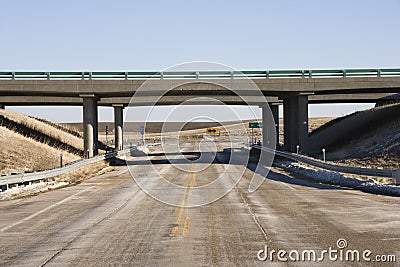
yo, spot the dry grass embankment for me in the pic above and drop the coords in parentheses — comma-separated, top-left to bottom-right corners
(0, 127, 80, 175)
(0, 109, 83, 153)
(308, 104, 400, 169)
(29, 116, 82, 138)
(0, 109, 85, 175)
(330, 118, 400, 169)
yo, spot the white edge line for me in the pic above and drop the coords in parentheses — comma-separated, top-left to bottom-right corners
(0, 186, 96, 232)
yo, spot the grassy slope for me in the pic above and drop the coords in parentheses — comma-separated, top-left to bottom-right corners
(309, 104, 400, 169)
(0, 109, 83, 175)
(0, 127, 80, 175)
(330, 118, 400, 169)
(0, 109, 83, 152)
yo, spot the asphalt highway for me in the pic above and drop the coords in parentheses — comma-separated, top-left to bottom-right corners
(0, 142, 399, 266)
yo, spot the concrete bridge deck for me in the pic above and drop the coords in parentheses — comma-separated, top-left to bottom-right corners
(0, 69, 399, 157)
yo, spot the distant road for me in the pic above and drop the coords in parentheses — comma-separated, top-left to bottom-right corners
(0, 141, 399, 266)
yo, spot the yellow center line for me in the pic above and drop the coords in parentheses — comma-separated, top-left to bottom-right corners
(169, 142, 199, 237)
(183, 170, 196, 235)
(169, 163, 194, 237)
(182, 216, 190, 235)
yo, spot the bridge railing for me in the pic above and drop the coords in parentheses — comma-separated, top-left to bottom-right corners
(1, 68, 400, 80)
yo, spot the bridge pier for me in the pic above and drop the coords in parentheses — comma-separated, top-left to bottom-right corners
(113, 104, 124, 151)
(81, 94, 98, 157)
(261, 104, 279, 148)
(282, 94, 309, 153)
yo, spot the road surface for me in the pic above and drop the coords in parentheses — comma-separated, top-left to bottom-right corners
(0, 141, 399, 266)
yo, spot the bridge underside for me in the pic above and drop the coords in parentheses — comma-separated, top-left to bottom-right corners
(0, 93, 398, 106)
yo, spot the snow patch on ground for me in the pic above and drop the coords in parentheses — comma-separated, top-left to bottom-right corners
(280, 161, 400, 197)
(0, 181, 69, 201)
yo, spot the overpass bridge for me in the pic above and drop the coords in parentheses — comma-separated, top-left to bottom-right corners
(0, 68, 399, 157)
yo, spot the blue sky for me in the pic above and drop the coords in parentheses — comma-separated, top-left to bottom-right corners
(2, 0, 400, 121)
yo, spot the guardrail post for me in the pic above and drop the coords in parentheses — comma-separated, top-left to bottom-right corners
(308, 70, 312, 78)
(47, 72, 50, 80)
(89, 72, 93, 80)
(160, 72, 164, 79)
(342, 69, 347, 78)
(230, 71, 234, 79)
(377, 69, 382, 77)
(195, 72, 199, 79)
(11, 72, 15, 80)
(266, 71, 269, 78)
(125, 72, 128, 80)
(81, 72, 85, 80)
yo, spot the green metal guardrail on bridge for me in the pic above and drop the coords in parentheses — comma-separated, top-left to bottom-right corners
(0, 68, 400, 80)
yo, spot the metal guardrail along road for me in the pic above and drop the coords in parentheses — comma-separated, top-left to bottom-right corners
(252, 145, 400, 185)
(0, 148, 136, 190)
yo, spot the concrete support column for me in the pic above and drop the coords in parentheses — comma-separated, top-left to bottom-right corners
(113, 104, 124, 151)
(282, 94, 309, 153)
(260, 104, 278, 149)
(81, 94, 98, 158)
(283, 97, 296, 151)
(297, 95, 309, 153)
(270, 104, 279, 147)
